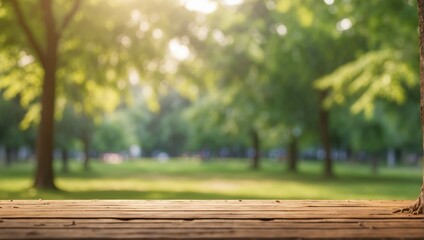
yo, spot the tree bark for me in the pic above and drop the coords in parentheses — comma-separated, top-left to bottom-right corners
(287, 135, 298, 172)
(34, 0, 58, 189)
(318, 91, 333, 177)
(34, 67, 57, 188)
(418, 0, 424, 213)
(34, 56, 57, 189)
(250, 129, 260, 170)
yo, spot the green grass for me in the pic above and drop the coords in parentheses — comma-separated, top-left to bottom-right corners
(0, 158, 422, 200)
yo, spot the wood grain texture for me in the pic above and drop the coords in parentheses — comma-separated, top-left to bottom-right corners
(0, 200, 423, 239)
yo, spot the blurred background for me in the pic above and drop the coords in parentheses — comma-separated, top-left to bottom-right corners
(0, 0, 422, 200)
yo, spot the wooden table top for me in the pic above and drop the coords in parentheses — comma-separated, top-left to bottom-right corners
(0, 200, 423, 239)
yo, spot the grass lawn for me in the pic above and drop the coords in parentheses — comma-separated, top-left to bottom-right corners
(0, 158, 422, 200)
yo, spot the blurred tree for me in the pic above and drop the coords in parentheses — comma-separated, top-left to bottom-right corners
(0, 0, 82, 188)
(0, 0, 196, 188)
(181, 0, 276, 169)
(237, 0, 365, 175)
(315, 0, 418, 176)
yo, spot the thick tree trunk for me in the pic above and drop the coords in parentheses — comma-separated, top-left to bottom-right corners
(319, 91, 333, 177)
(34, 63, 57, 189)
(34, 0, 58, 189)
(287, 135, 298, 172)
(61, 148, 69, 173)
(418, 0, 424, 213)
(250, 129, 260, 170)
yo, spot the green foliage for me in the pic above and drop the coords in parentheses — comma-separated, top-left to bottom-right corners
(131, 91, 193, 156)
(330, 99, 421, 152)
(92, 114, 135, 153)
(0, 0, 196, 127)
(316, 50, 417, 117)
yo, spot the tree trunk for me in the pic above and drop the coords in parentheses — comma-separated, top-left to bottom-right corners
(418, 0, 424, 210)
(287, 135, 298, 172)
(34, 0, 58, 189)
(319, 91, 333, 177)
(34, 62, 57, 189)
(250, 129, 260, 170)
(34, 68, 57, 188)
(61, 148, 69, 173)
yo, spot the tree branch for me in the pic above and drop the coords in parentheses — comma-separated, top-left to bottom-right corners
(10, 0, 46, 66)
(57, 0, 81, 39)
(40, 0, 57, 43)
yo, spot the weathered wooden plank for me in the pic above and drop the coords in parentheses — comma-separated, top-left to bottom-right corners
(0, 199, 413, 206)
(0, 200, 413, 208)
(0, 210, 419, 219)
(0, 200, 415, 219)
(0, 203, 409, 209)
(0, 203, 406, 210)
(1, 227, 424, 239)
(0, 202, 406, 207)
(0, 207, 405, 213)
(1, 219, 423, 229)
(1, 218, 422, 224)
(0, 200, 422, 239)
